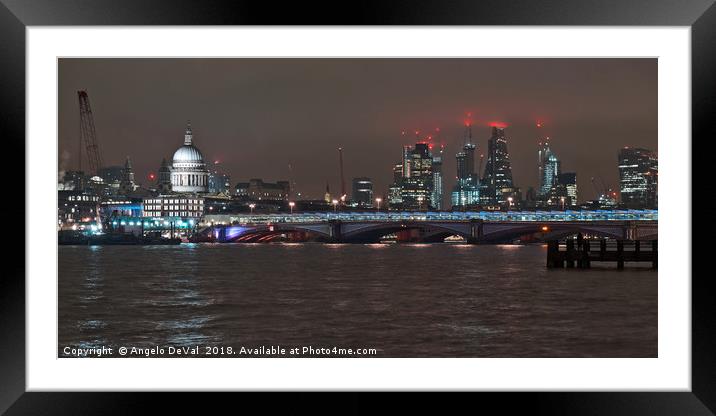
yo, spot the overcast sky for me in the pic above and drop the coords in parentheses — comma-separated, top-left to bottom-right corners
(58, 58, 657, 203)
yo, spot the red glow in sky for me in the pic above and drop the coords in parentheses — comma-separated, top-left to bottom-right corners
(489, 121, 509, 128)
(148, 173, 156, 180)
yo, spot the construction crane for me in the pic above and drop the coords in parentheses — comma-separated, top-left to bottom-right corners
(78, 90, 103, 176)
(591, 176, 617, 200)
(338, 147, 346, 202)
(287, 162, 296, 200)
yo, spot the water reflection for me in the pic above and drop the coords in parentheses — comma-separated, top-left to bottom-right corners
(59, 243, 658, 357)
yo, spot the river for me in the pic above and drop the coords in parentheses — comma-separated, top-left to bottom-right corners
(58, 243, 657, 357)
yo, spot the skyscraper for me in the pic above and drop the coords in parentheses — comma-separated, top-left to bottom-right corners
(430, 149, 444, 210)
(618, 147, 658, 209)
(388, 163, 403, 208)
(537, 140, 553, 197)
(391, 141, 434, 211)
(557, 172, 578, 207)
(451, 120, 480, 208)
(541, 153, 561, 198)
(481, 126, 517, 205)
(351, 177, 373, 207)
(208, 161, 231, 194)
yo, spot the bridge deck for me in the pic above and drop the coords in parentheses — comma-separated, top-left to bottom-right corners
(201, 209, 657, 226)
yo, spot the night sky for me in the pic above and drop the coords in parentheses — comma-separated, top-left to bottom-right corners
(58, 58, 657, 203)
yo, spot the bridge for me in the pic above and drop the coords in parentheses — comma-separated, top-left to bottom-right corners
(200, 210, 658, 244)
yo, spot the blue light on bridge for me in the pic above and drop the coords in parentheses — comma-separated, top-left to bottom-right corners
(206, 209, 658, 226)
(225, 226, 251, 240)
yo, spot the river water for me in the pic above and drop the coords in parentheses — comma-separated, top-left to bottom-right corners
(58, 243, 657, 357)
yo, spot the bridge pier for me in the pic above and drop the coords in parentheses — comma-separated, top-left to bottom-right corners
(328, 220, 343, 243)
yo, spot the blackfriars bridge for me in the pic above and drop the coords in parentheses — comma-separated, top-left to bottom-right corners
(200, 210, 658, 244)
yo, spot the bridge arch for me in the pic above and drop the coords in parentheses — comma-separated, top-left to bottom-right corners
(481, 223, 625, 243)
(341, 221, 473, 243)
(220, 223, 332, 243)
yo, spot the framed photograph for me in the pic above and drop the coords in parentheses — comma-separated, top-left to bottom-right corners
(2, 0, 712, 414)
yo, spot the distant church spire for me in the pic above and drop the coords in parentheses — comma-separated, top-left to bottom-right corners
(184, 121, 193, 145)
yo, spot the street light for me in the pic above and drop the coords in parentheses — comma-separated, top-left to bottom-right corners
(332, 199, 339, 212)
(507, 196, 514, 210)
(560, 196, 566, 211)
(249, 203, 255, 214)
(375, 197, 382, 211)
(289, 201, 295, 214)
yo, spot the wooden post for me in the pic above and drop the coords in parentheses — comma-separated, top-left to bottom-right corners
(547, 240, 558, 268)
(617, 240, 624, 269)
(635, 240, 641, 257)
(652, 240, 658, 269)
(566, 239, 575, 268)
(582, 239, 591, 269)
(600, 239, 607, 261)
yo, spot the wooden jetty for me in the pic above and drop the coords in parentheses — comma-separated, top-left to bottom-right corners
(547, 234, 657, 269)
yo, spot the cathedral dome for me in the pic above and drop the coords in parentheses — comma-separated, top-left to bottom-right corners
(173, 144, 204, 163)
(169, 121, 209, 194)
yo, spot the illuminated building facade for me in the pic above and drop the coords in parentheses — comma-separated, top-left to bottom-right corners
(398, 142, 434, 210)
(481, 126, 518, 205)
(388, 163, 403, 208)
(142, 195, 205, 218)
(618, 147, 658, 209)
(451, 122, 480, 208)
(430, 150, 444, 210)
(557, 172, 578, 207)
(57, 190, 101, 228)
(352, 177, 374, 207)
(208, 162, 231, 194)
(235, 179, 290, 202)
(540, 150, 560, 198)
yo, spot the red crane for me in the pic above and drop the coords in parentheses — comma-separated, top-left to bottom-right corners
(78, 90, 103, 176)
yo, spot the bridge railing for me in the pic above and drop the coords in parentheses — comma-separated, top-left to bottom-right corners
(201, 209, 658, 226)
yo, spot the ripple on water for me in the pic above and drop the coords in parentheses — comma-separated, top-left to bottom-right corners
(58, 244, 657, 357)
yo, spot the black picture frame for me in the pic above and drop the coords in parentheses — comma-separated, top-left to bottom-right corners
(1, 0, 712, 414)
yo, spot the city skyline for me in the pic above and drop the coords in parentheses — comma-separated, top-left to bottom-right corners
(58, 58, 657, 203)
